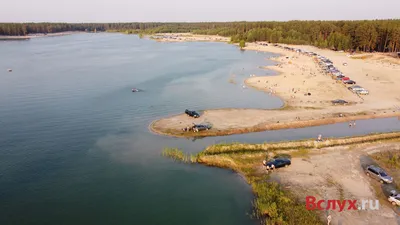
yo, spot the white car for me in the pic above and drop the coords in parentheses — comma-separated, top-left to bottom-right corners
(388, 190, 400, 206)
(357, 89, 369, 95)
(348, 85, 364, 92)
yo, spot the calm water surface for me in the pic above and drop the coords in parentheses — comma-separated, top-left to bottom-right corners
(0, 33, 399, 225)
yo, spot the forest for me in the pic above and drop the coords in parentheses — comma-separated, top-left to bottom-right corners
(1, 20, 399, 52)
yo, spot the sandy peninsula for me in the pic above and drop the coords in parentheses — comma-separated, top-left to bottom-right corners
(0, 31, 82, 40)
(150, 35, 400, 137)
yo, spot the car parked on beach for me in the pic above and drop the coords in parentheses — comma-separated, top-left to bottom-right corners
(356, 89, 369, 95)
(185, 109, 200, 118)
(331, 99, 348, 105)
(336, 75, 345, 80)
(365, 165, 393, 184)
(388, 190, 400, 206)
(192, 123, 212, 132)
(341, 77, 350, 81)
(263, 158, 291, 170)
(348, 85, 364, 92)
(343, 80, 356, 84)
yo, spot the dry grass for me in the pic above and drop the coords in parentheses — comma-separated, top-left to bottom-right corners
(204, 132, 400, 155)
(350, 54, 374, 60)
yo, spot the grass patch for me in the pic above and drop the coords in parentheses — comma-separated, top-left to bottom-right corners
(371, 150, 400, 169)
(290, 148, 310, 158)
(162, 147, 197, 163)
(253, 181, 322, 225)
(203, 132, 400, 155)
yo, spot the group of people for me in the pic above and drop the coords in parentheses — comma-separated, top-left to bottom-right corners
(262, 160, 275, 172)
(349, 121, 356, 127)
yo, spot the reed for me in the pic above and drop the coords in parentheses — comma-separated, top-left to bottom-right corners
(162, 147, 198, 163)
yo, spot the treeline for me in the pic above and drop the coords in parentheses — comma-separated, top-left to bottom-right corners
(192, 20, 400, 52)
(1, 20, 399, 52)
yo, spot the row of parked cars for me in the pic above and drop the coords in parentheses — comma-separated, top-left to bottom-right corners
(279, 45, 370, 96)
(317, 53, 370, 95)
(365, 165, 400, 206)
(262, 157, 399, 206)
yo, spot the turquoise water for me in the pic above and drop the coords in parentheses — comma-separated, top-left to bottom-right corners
(0, 33, 399, 225)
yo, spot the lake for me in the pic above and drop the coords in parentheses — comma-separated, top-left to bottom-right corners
(0, 33, 399, 225)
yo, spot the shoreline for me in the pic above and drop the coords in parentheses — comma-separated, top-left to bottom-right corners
(149, 36, 400, 137)
(193, 132, 400, 224)
(0, 31, 83, 40)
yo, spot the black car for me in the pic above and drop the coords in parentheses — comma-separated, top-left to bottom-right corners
(343, 80, 356, 84)
(193, 123, 212, 132)
(331, 99, 348, 105)
(185, 109, 200, 118)
(263, 158, 291, 169)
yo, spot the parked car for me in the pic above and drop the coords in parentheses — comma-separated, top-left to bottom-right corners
(185, 109, 200, 118)
(341, 77, 350, 81)
(263, 158, 291, 170)
(388, 190, 400, 206)
(365, 165, 393, 184)
(336, 75, 345, 79)
(348, 85, 364, 92)
(192, 123, 212, 132)
(343, 80, 356, 84)
(332, 99, 348, 105)
(357, 89, 369, 95)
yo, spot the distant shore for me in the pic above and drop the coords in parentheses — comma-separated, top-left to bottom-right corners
(0, 31, 83, 41)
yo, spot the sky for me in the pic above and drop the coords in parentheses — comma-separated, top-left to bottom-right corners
(1, 0, 400, 22)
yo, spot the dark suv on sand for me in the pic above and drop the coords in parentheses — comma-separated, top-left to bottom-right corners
(263, 158, 291, 170)
(185, 109, 200, 118)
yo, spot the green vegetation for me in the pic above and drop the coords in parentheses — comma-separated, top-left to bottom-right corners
(371, 150, 400, 169)
(239, 40, 246, 49)
(253, 181, 322, 225)
(196, 150, 322, 224)
(1, 20, 400, 52)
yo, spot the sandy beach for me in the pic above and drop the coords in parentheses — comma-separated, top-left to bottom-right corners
(150, 36, 400, 137)
(149, 33, 230, 42)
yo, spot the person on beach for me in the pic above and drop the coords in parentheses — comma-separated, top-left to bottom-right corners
(327, 215, 332, 225)
(317, 134, 322, 142)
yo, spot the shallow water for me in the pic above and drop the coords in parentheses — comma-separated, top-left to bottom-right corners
(0, 33, 399, 225)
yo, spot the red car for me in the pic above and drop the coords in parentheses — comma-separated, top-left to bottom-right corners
(342, 77, 350, 81)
